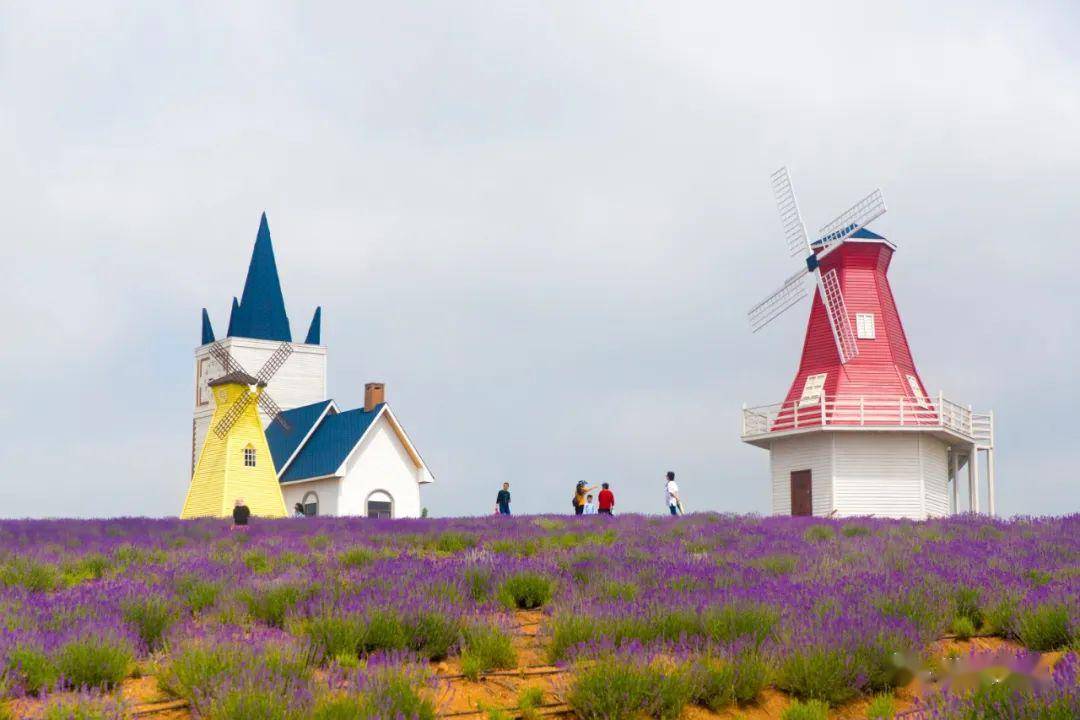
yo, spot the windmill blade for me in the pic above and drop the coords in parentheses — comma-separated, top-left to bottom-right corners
(771, 167, 811, 257)
(213, 388, 254, 438)
(748, 268, 809, 333)
(206, 341, 245, 375)
(256, 342, 293, 384)
(817, 268, 859, 364)
(816, 188, 887, 249)
(257, 392, 292, 431)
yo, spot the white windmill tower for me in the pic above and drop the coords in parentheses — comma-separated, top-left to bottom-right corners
(741, 167, 996, 519)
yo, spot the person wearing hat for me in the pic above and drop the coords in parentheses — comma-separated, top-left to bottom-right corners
(572, 481, 596, 515)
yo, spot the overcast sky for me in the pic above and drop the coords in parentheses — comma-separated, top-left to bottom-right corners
(1, 1, 1077, 519)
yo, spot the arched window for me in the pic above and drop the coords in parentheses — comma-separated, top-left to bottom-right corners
(366, 490, 393, 519)
(301, 491, 319, 517)
(243, 445, 256, 467)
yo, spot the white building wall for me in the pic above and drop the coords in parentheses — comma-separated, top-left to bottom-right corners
(920, 435, 950, 517)
(281, 476, 341, 517)
(337, 414, 424, 518)
(769, 434, 834, 516)
(833, 433, 925, 519)
(193, 338, 327, 470)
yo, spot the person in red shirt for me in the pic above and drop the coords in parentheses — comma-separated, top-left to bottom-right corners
(597, 483, 615, 515)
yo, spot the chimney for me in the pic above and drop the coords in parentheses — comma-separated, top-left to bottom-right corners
(364, 382, 385, 412)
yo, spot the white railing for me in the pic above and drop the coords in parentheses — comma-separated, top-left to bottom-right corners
(742, 393, 987, 441)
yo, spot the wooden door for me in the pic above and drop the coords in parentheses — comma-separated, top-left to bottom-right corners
(790, 470, 813, 516)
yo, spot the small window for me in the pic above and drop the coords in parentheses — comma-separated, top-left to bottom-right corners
(243, 446, 256, 467)
(798, 373, 827, 407)
(907, 375, 930, 408)
(301, 491, 319, 517)
(856, 313, 876, 339)
(367, 490, 393, 519)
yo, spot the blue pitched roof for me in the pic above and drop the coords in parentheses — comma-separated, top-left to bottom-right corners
(812, 226, 885, 246)
(304, 306, 322, 345)
(276, 403, 385, 483)
(264, 400, 335, 472)
(201, 308, 215, 344)
(227, 213, 292, 342)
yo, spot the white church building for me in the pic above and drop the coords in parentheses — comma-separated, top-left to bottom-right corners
(192, 213, 433, 517)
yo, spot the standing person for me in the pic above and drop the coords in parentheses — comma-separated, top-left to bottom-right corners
(665, 472, 682, 516)
(598, 483, 615, 515)
(572, 481, 595, 515)
(294, 502, 306, 517)
(232, 498, 251, 529)
(495, 482, 512, 515)
(583, 494, 598, 515)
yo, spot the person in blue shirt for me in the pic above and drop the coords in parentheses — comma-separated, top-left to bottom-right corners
(495, 482, 511, 515)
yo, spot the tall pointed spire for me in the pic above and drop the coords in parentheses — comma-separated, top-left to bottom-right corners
(228, 213, 292, 342)
(226, 297, 240, 337)
(304, 307, 322, 345)
(201, 308, 216, 345)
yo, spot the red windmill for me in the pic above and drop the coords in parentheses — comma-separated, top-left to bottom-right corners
(741, 168, 996, 519)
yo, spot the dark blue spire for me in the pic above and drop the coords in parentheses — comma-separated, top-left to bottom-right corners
(304, 306, 322, 344)
(226, 297, 240, 337)
(201, 308, 216, 345)
(228, 213, 292, 342)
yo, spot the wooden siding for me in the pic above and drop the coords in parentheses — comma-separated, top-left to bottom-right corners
(769, 434, 833, 516)
(181, 383, 288, 519)
(921, 434, 950, 517)
(833, 433, 926, 519)
(780, 241, 932, 412)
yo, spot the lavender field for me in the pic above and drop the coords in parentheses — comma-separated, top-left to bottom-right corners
(0, 514, 1076, 720)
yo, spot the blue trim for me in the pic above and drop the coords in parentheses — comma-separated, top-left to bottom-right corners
(201, 308, 216, 345)
(304, 307, 321, 345)
(227, 213, 292, 342)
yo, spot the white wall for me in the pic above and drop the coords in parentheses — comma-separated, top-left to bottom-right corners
(192, 338, 327, 472)
(769, 434, 834, 516)
(920, 435, 950, 517)
(281, 476, 341, 517)
(338, 414, 424, 518)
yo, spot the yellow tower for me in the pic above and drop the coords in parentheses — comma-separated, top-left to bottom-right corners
(181, 371, 287, 519)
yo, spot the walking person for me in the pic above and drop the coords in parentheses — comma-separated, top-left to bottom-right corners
(665, 472, 682, 516)
(572, 481, 595, 515)
(583, 494, 598, 515)
(232, 498, 251, 529)
(597, 483, 615, 515)
(495, 482, 512, 515)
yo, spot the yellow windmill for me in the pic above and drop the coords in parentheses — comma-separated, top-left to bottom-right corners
(180, 342, 292, 519)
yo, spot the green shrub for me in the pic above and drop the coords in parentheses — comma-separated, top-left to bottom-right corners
(0, 559, 62, 592)
(547, 614, 597, 663)
(951, 615, 976, 640)
(866, 692, 895, 719)
(364, 667, 436, 720)
(176, 576, 222, 614)
(5, 645, 59, 694)
(206, 686, 301, 720)
(687, 657, 738, 711)
(241, 551, 271, 573)
(781, 699, 830, 720)
(408, 611, 462, 661)
(841, 524, 872, 537)
(803, 525, 836, 542)
(567, 656, 691, 720)
(55, 637, 133, 690)
(310, 695, 369, 720)
(123, 596, 177, 651)
(776, 646, 857, 706)
(498, 572, 554, 609)
(1016, 603, 1073, 651)
(983, 598, 1017, 637)
(518, 687, 544, 715)
(159, 644, 235, 702)
(359, 609, 408, 653)
(703, 603, 779, 647)
(305, 616, 364, 662)
(730, 651, 770, 704)
(952, 586, 983, 629)
(599, 580, 639, 602)
(464, 565, 493, 602)
(434, 532, 478, 554)
(461, 625, 517, 679)
(240, 583, 305, 628)
(338, 546, 376, 568)
(751, 554, 798, 576)
(489, 539, 538, 557)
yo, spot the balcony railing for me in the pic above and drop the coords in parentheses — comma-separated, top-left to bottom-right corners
(741, 393, 987, 443)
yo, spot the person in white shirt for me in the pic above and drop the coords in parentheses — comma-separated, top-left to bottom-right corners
(583, 494, 598, 515)
(665, 471, 681, 515)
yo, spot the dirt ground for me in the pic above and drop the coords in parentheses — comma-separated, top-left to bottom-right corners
(3, 611, 1046, 719)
